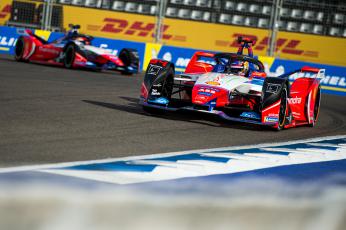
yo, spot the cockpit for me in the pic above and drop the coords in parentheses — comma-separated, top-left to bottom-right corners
(211, 53, 264, 78)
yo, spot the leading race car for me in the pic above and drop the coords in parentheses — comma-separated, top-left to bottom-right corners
(14, 25, 139, 74)
(140, 37, 325, 130)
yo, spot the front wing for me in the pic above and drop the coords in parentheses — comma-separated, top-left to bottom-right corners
(140, 98, 279, 127)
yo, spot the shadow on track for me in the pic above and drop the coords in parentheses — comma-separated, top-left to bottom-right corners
(82, 97, 271, 131)
(0, 55, 128, 76)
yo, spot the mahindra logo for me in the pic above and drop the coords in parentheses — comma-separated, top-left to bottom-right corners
(101, 18, 172, 40)
(39, 46, 59, 55)
(288, 97, 302, 104)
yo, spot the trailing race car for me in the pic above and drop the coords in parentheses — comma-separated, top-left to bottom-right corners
(14, 25, 139, 74)
(140, 37, 325, 130)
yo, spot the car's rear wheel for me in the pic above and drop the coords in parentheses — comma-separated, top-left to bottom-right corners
(15, 36, 26, 62)
(277, 85, 288, 131)
(63, 44, 76, 69)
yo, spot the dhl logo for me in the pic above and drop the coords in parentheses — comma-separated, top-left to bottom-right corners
(97, 18, 186, 42)
(0, 4, 11, 19)
(217, 33, 319, 57)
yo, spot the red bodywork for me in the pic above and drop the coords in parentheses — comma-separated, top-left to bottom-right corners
(185, 52, 214, 74)
(182, 50, 323, 129)
(142, 38, 324, 129)
(18, 29, 125, 69)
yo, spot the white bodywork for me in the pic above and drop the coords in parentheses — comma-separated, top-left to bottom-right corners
(74, 41, 114, 56)
(175, 72, 264, 94)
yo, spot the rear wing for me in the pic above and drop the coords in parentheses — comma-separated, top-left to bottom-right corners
(279, 66, 325, 80)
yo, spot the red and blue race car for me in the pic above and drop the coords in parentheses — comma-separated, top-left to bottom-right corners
(14, 25, 139, 74)
(140, 37, 325, 130)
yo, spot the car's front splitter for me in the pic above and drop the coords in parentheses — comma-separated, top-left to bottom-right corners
(140, 100, 277, 127)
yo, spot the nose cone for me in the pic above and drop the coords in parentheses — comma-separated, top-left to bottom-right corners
(192, 85, 229, 107)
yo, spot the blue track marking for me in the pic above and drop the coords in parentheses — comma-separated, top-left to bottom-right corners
(60, 161, 157, 172)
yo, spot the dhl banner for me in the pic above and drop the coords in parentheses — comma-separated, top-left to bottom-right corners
(0, 0, 11, 25)
(1, 0, 346, 66)
(62, 5, 346, 67)
(1, 25, 345, 96)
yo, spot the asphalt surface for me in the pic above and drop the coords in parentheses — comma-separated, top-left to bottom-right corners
(0, 54, 345, 167)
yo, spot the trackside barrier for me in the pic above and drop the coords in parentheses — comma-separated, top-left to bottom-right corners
(0, 26, 345, 96)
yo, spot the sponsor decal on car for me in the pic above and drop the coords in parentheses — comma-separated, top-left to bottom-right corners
(240, 112, 261, 120)
(147, 65, 162, 75)
(206, 81, 220, 86)
(266, 83, 281, 93)
(265, 116, 279, 123)
(198, 87, 218, 96)
(150, 89, 161, 96)
(38, 46, 59, 55)
(288, 97, 302, 104)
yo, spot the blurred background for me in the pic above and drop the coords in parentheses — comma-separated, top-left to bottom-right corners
(0, 1, 345, 229)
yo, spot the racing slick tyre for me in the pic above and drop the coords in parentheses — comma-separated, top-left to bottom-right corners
(14, 36, 27, 62)
(63, 43, 76, 69)
(118, 48, 139, 75)
(143, 67, 174, 114)
(277, 85, 288, 131)
(308, 85, 321, 127)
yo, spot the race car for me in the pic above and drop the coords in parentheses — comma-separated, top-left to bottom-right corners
(140, 37, 325, 130)
(14, 25, 139, 74)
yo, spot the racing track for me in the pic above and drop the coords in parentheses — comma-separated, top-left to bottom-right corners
(0, 54, 345, 168)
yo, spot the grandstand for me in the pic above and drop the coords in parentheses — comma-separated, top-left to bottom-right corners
(5, 0, 346, 37)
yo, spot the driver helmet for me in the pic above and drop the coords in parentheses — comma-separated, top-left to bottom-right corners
(230, 61, 249, 76)
(76, 37, 90, 45)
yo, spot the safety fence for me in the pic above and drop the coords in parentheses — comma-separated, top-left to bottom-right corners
(0, 25, 345, 96)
